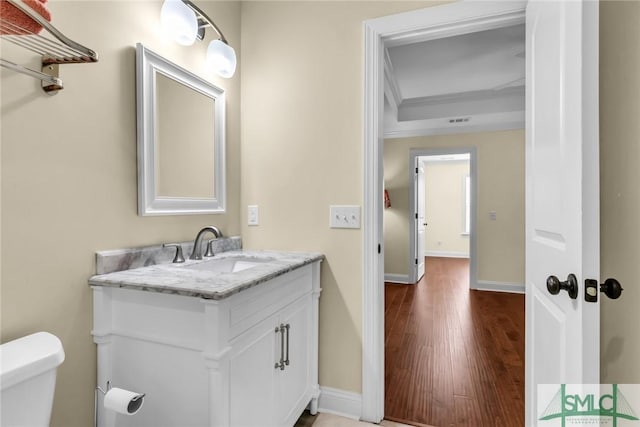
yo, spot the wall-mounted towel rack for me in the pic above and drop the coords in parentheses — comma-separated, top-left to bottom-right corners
(0, 0, 98, 95)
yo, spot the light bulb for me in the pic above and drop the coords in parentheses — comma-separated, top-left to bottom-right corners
(160, 0, 198, 46)
(206, 40, 237, 78)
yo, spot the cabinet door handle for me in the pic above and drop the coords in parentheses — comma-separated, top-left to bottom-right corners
(274, 324, 285, 370)
(284, 324, 290, 366)
(274, 325, 285, 370)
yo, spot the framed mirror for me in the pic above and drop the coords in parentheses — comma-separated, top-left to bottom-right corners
(136, 43, 225, 215)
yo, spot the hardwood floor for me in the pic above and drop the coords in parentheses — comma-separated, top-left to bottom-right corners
(384, 257, 525, 427)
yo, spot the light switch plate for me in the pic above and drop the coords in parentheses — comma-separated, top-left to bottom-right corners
(248, 205, 259, 226)
(489, 211, 497, 221)
(330, 205, 361, 229)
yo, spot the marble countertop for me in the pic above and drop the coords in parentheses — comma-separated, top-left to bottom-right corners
(89, 250, 324, 300)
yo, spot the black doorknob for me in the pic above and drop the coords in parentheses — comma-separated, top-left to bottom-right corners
(547, 274, 578, 299)
(600, 278, 623, 300)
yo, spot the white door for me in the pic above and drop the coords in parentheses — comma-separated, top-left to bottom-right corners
(415, 161, 426, 281)
(525, 0, 600, 425)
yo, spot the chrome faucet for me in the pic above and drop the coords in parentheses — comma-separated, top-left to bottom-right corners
(190, 226, 223, 260)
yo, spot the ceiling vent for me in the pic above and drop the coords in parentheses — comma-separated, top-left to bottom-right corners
(448, 117, 471, 124)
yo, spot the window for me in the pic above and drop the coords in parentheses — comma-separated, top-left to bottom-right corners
(463, 174, 471, 235)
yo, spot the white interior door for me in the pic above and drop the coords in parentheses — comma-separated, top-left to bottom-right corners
(525, 0, 600, 424)
(415, 161, 426, 281)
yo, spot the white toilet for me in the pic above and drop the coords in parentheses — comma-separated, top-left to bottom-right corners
(0, 332, 65, 427)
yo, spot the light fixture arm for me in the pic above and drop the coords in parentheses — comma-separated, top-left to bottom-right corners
(180, 0, 228, 44)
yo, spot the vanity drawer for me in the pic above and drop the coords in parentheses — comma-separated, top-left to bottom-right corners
(93, 286, 207, 351)
(227, 264, 313, 339)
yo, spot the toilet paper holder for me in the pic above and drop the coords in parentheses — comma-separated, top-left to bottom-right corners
(94, 380, 145, 427)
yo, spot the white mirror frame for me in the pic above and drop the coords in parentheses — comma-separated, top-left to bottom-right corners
(136, 43, 226, 216)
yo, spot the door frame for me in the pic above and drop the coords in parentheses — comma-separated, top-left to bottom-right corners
(408, 148, 477, 287)
(362, 1, 527, 422)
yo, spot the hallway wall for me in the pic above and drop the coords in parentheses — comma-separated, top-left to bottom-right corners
(384, 130, 525, 285)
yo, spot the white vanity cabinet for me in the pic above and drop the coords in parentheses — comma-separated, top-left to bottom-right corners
(228, 293, 312, 427)
(92, 260, 321, 427)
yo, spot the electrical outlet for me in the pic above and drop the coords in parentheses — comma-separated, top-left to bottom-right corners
(248, 205, 259, 226)
(330, 205, 361, 229)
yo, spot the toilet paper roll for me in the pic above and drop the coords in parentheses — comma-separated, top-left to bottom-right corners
(104, 387, 145, 415)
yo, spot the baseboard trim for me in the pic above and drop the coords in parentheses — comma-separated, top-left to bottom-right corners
(425, 251, 469, 258)
(475, 280, 525, 294)
(318, 386, 362, 420)
(384, 274, 410, 284)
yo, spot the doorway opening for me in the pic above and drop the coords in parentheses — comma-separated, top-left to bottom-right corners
(383, 148, 477, 288)
(364, 1, 600, 425)
(409, 150, 475, 287)
(362, 1, 530, 424)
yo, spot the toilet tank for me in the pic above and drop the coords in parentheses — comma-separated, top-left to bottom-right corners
(0, 332, 65, 427)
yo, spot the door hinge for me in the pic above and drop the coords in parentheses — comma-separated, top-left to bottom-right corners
(415, 258, 418, 265)
(415, 167, 418, 174)
(415, 212, 418, 219)
(377, 244, 381, 254)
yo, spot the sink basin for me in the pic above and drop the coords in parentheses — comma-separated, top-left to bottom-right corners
(185, 257, 274, 274)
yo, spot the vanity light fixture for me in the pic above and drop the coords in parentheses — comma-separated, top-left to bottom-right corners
(159, 0, 237, 78)
(160, 0, 198, 46)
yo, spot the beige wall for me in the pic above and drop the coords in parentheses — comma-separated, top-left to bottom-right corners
(0, 2, 241, 426)
(240, 1, 441, 394)
(424, 160, 470, 256)
(384, 131, 525, 285)
(600, 1, 640, 383)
